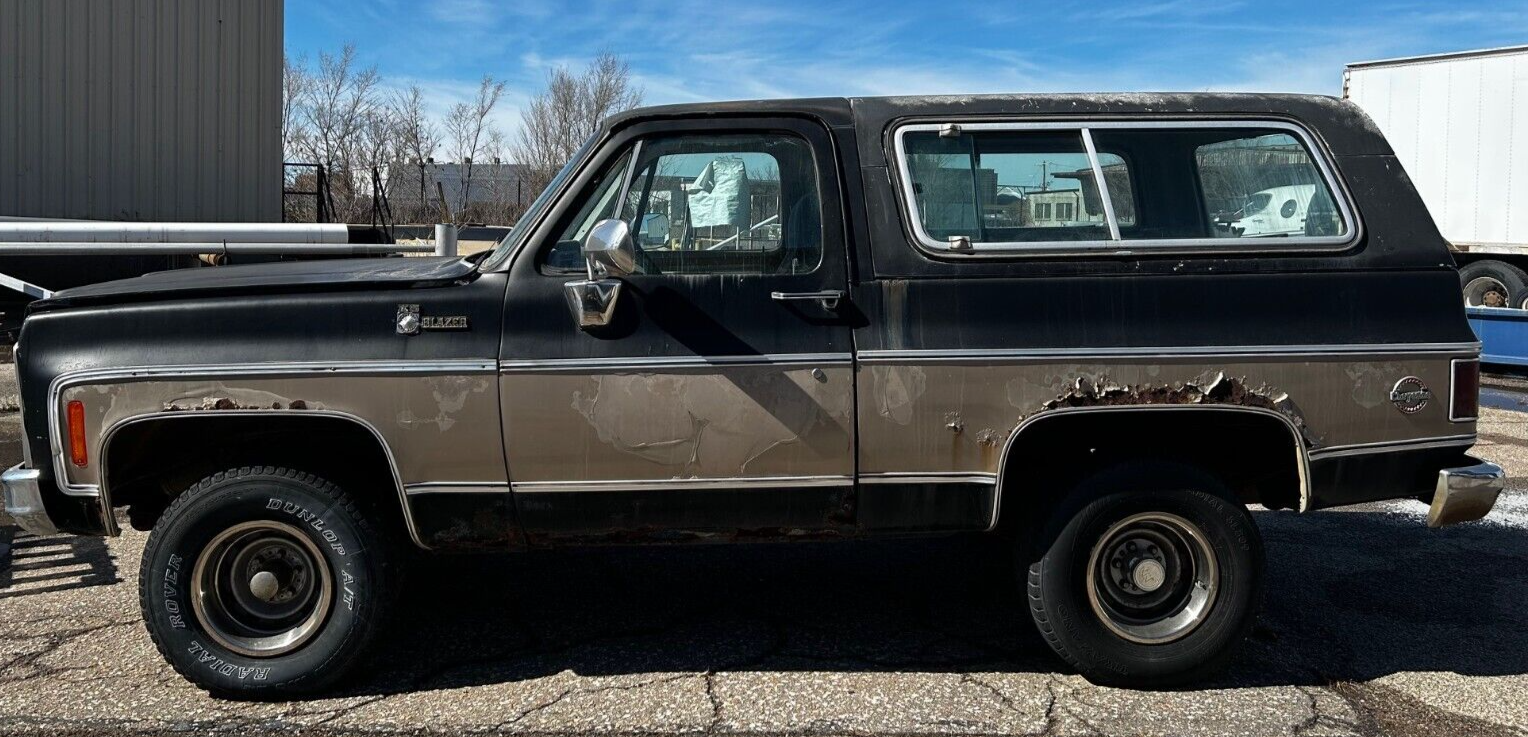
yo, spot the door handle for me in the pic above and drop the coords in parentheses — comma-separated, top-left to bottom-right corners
(771, 290, 845, 310)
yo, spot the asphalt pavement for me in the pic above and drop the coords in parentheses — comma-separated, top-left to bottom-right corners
(0, 369, 1525, 737)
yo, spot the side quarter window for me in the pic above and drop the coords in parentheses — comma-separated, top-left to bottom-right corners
(542, 132, 823, 276)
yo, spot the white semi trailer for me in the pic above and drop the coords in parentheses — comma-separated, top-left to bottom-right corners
(1344, 45, 1528, 309)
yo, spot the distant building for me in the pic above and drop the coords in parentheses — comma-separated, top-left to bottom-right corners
(0, 0, 283, 222)
(386, 161, 530, 222)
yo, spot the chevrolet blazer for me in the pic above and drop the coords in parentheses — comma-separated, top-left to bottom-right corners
(2, 93, 1505, 695)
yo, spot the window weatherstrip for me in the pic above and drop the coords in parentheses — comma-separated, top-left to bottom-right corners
(890, 119, 1360, 257)
(1080, 128, 1122, 242)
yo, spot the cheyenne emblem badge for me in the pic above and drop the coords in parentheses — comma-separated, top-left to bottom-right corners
(1389, 376, 1432, 414)
(397, 304, 468, 335)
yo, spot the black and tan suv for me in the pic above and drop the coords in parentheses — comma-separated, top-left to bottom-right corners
(3, 93, 1504, 695)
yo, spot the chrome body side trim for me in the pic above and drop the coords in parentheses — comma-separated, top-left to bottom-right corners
(404, 482, 512, 496)
(890, 118, 1362, 258)
(499, 353, 855, 373)
(1306, 434, 1477, 460)
(993, 405, 1312, 528)
(510, 475, 855, 493)
(96, 409, 445, 551)
(859, 472, 997, 486)
(46, 360, 497, 498)
(3, 464, 59, 536)
(857, 342, 1481, 364)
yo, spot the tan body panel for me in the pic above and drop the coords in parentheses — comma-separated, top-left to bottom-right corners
(857, 352, 1471, 477)
(500, 363, 855, 483)
(55, 367, 503, 494)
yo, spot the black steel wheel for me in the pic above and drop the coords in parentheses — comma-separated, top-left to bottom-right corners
(140, 467, 396, 697)
(1026, 463, 1264, 687)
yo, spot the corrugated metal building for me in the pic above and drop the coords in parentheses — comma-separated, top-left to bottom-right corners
(0, 0, 282, 222)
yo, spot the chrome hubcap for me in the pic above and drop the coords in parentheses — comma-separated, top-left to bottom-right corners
(191, 520, 333, 658)
(1086, 512, 1218, 644)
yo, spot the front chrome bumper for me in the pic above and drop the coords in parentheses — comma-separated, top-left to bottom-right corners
(1428, 456, 1505, 528)
(2, 463, 58, 535)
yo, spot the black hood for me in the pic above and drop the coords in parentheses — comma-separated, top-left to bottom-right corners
(31, 256, 480, 311)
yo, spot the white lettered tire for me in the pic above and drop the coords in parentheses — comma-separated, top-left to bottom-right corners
(139, 467, 395, 697)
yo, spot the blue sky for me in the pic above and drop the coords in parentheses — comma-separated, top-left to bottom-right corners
(286, 0, 1528, 140)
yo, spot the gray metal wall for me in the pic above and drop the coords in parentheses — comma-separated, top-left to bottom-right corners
(0, 0, 282, 222)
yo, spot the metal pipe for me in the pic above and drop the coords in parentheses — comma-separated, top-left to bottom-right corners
(0, 242, 433, 255)
(434, 223, 458, 257)
(0, 221, 352, 244)
(0, 273, 53, 299)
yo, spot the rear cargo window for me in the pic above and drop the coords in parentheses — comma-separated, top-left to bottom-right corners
(894, 121, 1352, 255)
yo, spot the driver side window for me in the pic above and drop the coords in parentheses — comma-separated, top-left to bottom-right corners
(542, 132, 822, 276)
(544, 152, 632, 272)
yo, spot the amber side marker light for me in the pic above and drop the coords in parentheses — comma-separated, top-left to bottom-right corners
(67, 400, 88, 467)
(1451, 359, 1480, 422)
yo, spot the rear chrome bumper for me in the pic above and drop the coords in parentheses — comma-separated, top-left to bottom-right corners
(2, 463, 58, 535)
(1429, 456, 1505, 528)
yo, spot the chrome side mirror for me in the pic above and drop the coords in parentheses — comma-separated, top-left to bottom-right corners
(564, 219, 635, 330)
(582, 219, 637, 278)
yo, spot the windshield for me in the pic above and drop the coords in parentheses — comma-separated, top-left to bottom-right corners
(479, 134, 599, 271)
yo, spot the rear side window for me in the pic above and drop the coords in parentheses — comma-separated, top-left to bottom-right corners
(894, 121, 1353, 255)
(1190, 132, 1345, 239)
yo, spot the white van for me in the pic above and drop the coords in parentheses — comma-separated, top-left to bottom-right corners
(1229, 184, 1317, 237)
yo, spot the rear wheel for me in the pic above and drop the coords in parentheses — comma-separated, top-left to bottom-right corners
(1025, 464, 1263, 687)
(139, 467, 395, 697)
(1460, 260, 1528, 309)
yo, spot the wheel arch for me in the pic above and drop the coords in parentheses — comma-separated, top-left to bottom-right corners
(100, 410, 428, 549)
(991, 405, 1311, 532)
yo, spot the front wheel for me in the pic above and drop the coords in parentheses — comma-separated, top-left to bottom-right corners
(1025, 465, 1264, 687)
(139, 467, 395, 696)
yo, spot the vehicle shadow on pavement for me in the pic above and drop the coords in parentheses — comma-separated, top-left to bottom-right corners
(0, 526, 121, 600)
(336, 503, 1528, 696)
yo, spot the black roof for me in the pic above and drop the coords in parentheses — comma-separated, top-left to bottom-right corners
(605, 92, 1391, 165)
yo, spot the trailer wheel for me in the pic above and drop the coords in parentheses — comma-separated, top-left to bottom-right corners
(1460, 260, 1528, 309)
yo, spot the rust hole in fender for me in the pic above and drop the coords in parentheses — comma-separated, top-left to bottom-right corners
(1037, 371, 1316, 446)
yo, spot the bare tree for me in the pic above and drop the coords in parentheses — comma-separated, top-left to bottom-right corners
(281, 55, 310, 161)
(389, 85, 440, 166)
(440, 76, 506, 224)
(280, 55, 316, 221)
(293, 44, 384, 222)
(383, 85, 442, 223)
(513, 52, 643, 205)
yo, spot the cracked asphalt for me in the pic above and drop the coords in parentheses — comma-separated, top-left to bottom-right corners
(0, 373, 1525, 736)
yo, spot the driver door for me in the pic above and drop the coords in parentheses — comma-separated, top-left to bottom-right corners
(498, 117, 856, 542)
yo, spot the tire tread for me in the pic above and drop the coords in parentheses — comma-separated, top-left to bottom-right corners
(138, 466, 396, 697)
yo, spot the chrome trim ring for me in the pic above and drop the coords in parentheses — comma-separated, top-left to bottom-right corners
(1085, 512, 1219, 645)
(190, 520, 334, 658)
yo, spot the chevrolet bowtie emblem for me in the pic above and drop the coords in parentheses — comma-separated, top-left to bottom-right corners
(397, 304, 469, 335)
